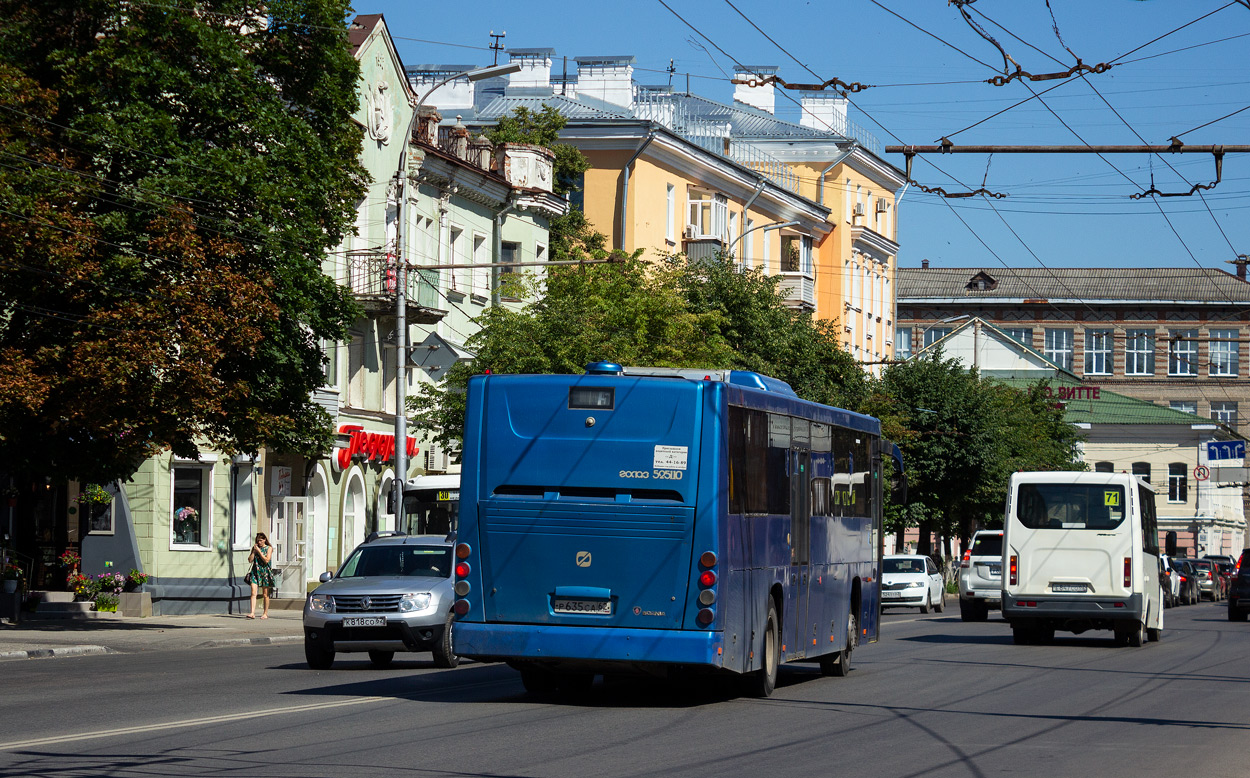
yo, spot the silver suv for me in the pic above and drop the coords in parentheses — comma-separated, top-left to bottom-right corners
(958, 530, 1003, 622)
(303, 532, 457, 669)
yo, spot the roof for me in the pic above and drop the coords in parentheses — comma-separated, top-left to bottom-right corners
(346, 14, 382, 57)
(992, 376, 1213, 427)
(898, 267, 1250, 304)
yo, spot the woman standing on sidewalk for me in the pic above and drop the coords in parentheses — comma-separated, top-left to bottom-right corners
(245, 533, 274, 619)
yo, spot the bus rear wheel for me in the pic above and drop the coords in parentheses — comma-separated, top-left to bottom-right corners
(820, 612, 856, 677)
(745, 599, 779, 698)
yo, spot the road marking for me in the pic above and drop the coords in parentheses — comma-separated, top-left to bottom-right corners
(0, 696, 387, 751)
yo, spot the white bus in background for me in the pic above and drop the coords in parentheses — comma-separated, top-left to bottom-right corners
(1002, 471, 1164, 647)
(403, 474, 459, 537)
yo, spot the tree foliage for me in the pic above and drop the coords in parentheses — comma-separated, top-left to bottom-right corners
(0, 0, 367, 483)
(412, 254, 868, 448)
(867, 351, 1084, 554)
(483, 105, 590, 199)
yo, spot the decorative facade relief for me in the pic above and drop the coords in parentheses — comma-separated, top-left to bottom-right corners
(365, 61, 393, 143)
(495, 143, 555, 193)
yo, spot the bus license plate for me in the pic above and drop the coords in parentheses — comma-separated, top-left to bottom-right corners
(1051, 583, 1088, 593)
(343, 616, 386, 628)
(552, 598, 612, 615)
(881, 590, 901, 599)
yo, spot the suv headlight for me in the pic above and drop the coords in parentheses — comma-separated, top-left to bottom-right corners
(398, 593, 432, 613)
(309, 594, 334, 613)
(905, 581, 924, 589)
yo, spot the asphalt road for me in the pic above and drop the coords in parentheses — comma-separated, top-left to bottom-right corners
(1, 600, 1246, 778)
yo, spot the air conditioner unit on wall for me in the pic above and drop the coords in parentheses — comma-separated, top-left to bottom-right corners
(684, 225, 697, 239)
(875, 199, 887, 213)
(853, 202, 866, 216)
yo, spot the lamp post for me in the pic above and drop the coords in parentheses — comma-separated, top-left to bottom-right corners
(391, 62, 521, 526)
(726, 219, 799, 258)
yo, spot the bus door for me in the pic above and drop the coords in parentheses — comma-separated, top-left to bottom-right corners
(788, 446, 812, 659)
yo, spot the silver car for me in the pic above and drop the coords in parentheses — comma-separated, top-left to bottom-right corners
(303, 532, 457, 669)
(958, 530, 1003, 622)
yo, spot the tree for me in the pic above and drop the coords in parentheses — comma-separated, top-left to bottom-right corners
(483, 105, 590, 199)
(0, 0, 366, 483)
(867, 352, 1083, 557)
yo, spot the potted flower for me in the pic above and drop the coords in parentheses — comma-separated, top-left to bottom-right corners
(77, 483, 113, 506)
(2, 562, 23, 594)
(174, 506, 198, 543)
(58, 549, 81, 569)
(124, 570, 150, 592)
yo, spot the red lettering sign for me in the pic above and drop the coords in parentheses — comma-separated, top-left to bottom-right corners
(334, 424, 418, 470)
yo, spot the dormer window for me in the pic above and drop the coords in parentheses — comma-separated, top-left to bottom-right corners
(966, 271, 997, 291)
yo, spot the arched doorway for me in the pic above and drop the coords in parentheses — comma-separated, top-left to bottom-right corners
(308, 467, 329, 580)
(342, 469, 366, 561)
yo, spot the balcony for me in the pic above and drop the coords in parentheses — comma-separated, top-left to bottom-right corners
(683, 236, 725, 263)
(778, 272, 815, 312)
(345, 250, 444, 324)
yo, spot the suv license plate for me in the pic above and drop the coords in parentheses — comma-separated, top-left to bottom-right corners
(552, 598, 612, 615)
(1051, 583, 1088, 593)
(988, 564, 1002, 576)
(342, 616, 386, 628)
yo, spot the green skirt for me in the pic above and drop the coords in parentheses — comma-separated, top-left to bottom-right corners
(245, 563, 275, 588)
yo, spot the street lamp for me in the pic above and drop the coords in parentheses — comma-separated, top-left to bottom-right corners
(391, 61, 521, 526)
(726, 220, 799, 258)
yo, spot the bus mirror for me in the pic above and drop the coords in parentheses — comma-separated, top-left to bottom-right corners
(892, 471, 908, 506)
(1165, 531, 1177, 558)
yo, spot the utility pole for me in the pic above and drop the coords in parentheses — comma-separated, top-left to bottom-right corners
(489, 31, 506, 66)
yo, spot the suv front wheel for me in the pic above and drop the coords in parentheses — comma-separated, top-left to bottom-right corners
(433, 610, 459, 668)
(305, 641, 334, 670)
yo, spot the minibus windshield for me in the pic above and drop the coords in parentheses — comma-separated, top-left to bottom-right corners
(1016, 483, 1126, 530)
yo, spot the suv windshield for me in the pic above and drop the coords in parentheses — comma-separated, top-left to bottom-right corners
(1016, 483, 1126, 530)
(971, 534, 1003, 556)
(338, 545, 451, 578)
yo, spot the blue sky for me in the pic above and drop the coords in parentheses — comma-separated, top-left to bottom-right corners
(358, 1, 1250, 272)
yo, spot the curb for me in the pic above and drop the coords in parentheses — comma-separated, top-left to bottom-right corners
(0, 645, 112, 662)
(194, 635, 303, 648)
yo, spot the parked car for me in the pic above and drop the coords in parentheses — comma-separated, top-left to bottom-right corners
(303, 531, 457, 670)
(1228, 550, 1250, 622)
(1171, 558, 1200, 606)
(1211, 560, 1234, 596)
(958, 530, 1003, 621)
(1187, 558, 1224, 601)
(1159, 554, 1182, 608)
(882, 554, 946, 613)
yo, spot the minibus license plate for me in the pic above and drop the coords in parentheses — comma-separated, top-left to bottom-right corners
(553, 598, 612, 615)
(1051, 583, 1088, 593)
(343, 616, 386, 628)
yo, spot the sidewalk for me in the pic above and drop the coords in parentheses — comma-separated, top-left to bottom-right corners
(0, 609, 304, 661)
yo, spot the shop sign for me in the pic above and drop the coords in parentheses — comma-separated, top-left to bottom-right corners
(1042, 385, 1101, 400)
(335, 424, 418, 470)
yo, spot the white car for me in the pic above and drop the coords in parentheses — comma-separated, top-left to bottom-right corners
(882, 554, 946, 613)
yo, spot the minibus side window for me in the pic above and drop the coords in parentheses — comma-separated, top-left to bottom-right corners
(1139, 484, 1159, 554)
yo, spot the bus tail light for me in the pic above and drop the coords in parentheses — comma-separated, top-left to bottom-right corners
(455, 562, 471, 578)
(699, 570, 717, 587)
(453, 599, 470, 615)
(1124, 557, 1132, 588)
(700, 551, 718, 568)
(1009, 555, 1018, 586)
(960, 548, 971, 569)
(455, 543, 472, 560)
(696, 608, 714, 626)
(697, 550, 717, 625)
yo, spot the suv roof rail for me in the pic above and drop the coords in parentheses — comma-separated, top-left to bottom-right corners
(365, 530, 407, 543)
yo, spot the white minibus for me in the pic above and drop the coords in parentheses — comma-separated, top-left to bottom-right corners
(1002, 471, 1164, 646)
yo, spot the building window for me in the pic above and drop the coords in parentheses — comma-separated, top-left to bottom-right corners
(744, 218, 754, 268)
(1210, 328, 1239, 377)
(1094, 461, 1114, 473)
(172, 465, 210, 547)
(1084, 329, 1113, 376)
(1170, 401, 1197, 415)
(923, 327, 951, 348)
(1212, 401, 1238, 428)
(321, 338, 338, 388)
(896, 327, 912, 360)
(449, 227, 465, 292)
(1132, 462, 1151, 484)
(1044, 328, 1074, 370)
(687, 192, 728, 240)
(1125, 329, 1155, 376)
(231, 461, 255, 550)
(665, 183, 675, 242)
(1004, 328, 1032, 348)
(499, 241, 521, 301)
(472, 234, 489, 296)
(1168, 463, 1187, 503)
(1168, 329, 1198, 376)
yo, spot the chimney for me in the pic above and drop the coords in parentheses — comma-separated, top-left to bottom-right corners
(1231, 254, 1249, 280)
(800, 93, 848, 135)
(507, 48, 555, 89)
(405, 65, 479, 111)
(574, 56, 636, 108)
(922, 259, 929, 269)
(733, 65, 778, 114)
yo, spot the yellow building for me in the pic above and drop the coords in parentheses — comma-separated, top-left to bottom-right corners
(411, 53, 906, 369)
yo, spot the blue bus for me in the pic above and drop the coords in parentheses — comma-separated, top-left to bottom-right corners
(451, 362, 903, 696)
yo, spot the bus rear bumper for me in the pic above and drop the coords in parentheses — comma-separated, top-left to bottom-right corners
(454, 622, 725, 667)
(1002, 593, 1144, 623)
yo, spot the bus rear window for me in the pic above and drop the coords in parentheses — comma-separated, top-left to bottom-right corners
(1016, 483, 1126, 530)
